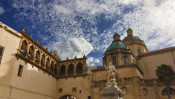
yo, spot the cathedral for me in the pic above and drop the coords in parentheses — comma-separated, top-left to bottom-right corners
(0, 22, 175, 99)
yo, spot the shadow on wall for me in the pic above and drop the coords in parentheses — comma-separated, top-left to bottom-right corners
(0, 56, 17, 84)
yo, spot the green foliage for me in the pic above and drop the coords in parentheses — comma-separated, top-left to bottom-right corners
(156, 64, 175, 85)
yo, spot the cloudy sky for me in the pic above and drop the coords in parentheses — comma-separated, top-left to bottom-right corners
(0, 0, 175, 66)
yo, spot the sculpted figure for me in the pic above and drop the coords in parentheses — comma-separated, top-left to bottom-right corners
(105, 62, 118, 88)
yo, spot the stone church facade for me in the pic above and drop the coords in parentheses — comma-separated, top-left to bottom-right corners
(0, 22, 175, 99)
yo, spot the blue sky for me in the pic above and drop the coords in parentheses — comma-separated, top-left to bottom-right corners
(0, 0, 175, 66)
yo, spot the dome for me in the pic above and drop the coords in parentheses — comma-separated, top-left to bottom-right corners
(107, 40, 127, 51)
(113, 32, 120, 36)
(123, 36, 141, 41)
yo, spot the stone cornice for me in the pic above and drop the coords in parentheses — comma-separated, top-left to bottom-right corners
(91, 64, 143, 75)
(60, 57, 86, 63)
(139, 46, 175, 58)
(57, 74, 88, 79)
(0, 24, 21, 38)
(103, 48, 132, 57)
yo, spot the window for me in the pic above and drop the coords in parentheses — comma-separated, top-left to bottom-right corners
(46, 58, 50, 69)
(0, 46, 4, 64)
(35, 50, 40, 62)
(137, 48, 141, 56)
(68, 64, 74, 75)
(51, 61, 54, 72)
(76, 63, 83, 74)
(54, 64, 57, 75)
(72, 87, 76, 92)
(60, 65, 66, 76)
(20, 40, 27, 55)
(123, 56, 128, 65)
(29, 46, 34, 58)
(112, 57, 116, 65)
(41, 54, 45, 66)
(17, 65, 23, 77)
(88, 96, 91, 99)
(58, 88, 63, 93)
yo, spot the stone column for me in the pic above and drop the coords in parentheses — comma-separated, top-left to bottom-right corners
(26, 43, 30, 57)
(65, 63, 68, 76)
(73, 63, 76, 75)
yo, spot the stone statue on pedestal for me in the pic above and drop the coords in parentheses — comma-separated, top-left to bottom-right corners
(100, 62, 125, 99)
(105, 62, 117, 88)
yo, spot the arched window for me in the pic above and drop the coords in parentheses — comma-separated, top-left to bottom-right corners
(54, 64, 57, 75)
(137, 48, 141, 56)
(68, 64, 74, 75)
(60, 65, 66, 76)
(29, 46, 34, 58)
(123, 56, 128, 65)
(76, 62, 83, 74)
(51, 61, 54, 73)
(20, 40, 27, 55)
(35, 50, 40, 62)
(41, 54, 45, 66)
(46, 58, 50, 69)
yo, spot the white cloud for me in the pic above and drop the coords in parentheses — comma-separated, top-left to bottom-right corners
(0, 7, 4, 15)
(53, 4, 72, 15)
(12, 0, 175, 54)
(76, 0, 120, 16)
(122, 0, 175, 50)
(118, 0, 143, 5)
(87, 57, 101, 66)
(47, 38, 93, 60)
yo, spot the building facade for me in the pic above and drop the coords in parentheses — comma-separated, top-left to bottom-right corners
(0, 22, 175, 99)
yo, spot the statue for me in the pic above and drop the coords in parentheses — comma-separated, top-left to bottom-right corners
(100, 62, 125, 99)
(105, 62, 118, 88)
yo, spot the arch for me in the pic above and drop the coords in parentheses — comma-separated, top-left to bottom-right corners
(35, 50, 40, 62)
(46, 58, 50, 69)
(20, 40, 27, 55)
(59, 65, 66, 76)
(41, 54, 45, 66)
(68, 64, 74, 75)
(76, 62, 83, 74)
(51, 61, 54, 73)
(54, 64, 58, 75)
(60, 95, 77, 99)
(29, 45, 34, 58)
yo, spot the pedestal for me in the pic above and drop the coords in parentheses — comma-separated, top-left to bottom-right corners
(100, 85, 125, 99)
